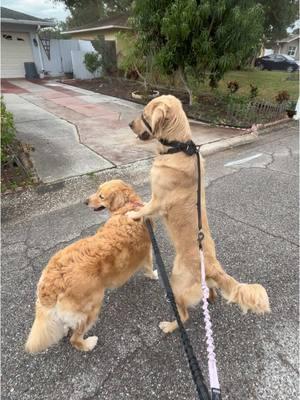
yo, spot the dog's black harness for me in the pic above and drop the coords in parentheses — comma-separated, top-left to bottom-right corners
(145, 128, 221, 399)
(141, 113, 153, 134)
(159, 138, 199, 156)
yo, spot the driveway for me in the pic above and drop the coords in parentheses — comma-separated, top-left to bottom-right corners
(2, 79, 245, 183)
(2, 123, 298, 400)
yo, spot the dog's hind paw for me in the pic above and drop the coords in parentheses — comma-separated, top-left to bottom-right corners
(84, 336, 98, 351)
(159, 320, 178, 334)
(145, 269, 159, 280)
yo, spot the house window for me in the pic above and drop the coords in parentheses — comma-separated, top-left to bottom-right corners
(288, 46, 297, 57)
(17, 37, 25, 41)
(3, 34, 12, 40)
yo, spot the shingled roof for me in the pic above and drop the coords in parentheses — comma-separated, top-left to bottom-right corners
(1, 6, 54, 26)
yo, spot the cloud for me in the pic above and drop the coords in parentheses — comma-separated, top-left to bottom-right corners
(2, 0, 70, 21)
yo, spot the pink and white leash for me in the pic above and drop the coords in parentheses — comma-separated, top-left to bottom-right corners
(200, 249, 222, 399)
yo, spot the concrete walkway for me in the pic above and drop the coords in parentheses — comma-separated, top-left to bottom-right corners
(2, 79, 246, 183)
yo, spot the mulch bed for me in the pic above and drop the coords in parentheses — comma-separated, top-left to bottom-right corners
(62, 77, 235, 125)
(1, 140, 38, 194)
(63, 77, 189, 103)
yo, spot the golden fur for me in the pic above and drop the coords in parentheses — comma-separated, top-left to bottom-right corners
(25, 180, 157, 353)
(128, 95, 270, 333)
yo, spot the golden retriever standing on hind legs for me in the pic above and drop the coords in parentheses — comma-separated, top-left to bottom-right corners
(25, 180, 157, 353)
(127, 95, 270, 333)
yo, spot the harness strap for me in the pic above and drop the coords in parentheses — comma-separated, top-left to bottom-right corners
(145, 219, 211, 400)
(141, 113, 153, 134)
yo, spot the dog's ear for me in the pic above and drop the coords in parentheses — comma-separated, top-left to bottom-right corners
(151, 102, 168, 133)
(107, 189, 130, 211)
(108, 190, 128, 211)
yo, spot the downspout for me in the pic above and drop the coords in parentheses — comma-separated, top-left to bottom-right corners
(36, 25, 45, 78)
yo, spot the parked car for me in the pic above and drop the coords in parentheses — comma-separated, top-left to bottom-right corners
(255, 54, 299, 72)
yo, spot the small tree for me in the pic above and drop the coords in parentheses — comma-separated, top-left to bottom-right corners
(83, 52, 102, 78)
(117, 32, 153, 91)
(132, 0, 265, 105)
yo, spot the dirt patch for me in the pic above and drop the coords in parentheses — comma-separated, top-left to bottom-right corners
(1, 141, 38, 194)
(62, 77, 189, 104)
(61, 77, 251, 127)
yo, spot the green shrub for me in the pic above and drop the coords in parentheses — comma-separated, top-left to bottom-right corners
(275, 90, 290, 104)
(83, 52, 102, 77)
(227, 80, 239, 93)
(249, 84, 258, 99)
(286, 100, 297, 111)
(1, 98, 15, 163)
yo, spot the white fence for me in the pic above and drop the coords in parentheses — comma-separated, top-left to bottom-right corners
(32, 38, 101, 79)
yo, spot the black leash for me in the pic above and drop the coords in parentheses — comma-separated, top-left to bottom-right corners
(145, 219, 211, 400)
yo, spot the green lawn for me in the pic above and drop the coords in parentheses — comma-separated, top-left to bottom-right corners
(198, 70, 299, 101)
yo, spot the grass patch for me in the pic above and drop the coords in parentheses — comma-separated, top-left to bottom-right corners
(197, 70, 299, 101)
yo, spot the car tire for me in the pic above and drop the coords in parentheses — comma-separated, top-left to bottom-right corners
(287, 66, 294, 73)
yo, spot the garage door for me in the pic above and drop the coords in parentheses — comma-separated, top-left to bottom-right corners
(1, 32, 34, 78)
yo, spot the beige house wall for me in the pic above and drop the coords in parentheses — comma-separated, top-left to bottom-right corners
(68, 29, 129, 65)
(274, 38, 299, 59)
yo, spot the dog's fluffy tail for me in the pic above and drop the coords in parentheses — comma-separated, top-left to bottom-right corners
(206, 263, 270, 314)
(25, 301, 65, 353)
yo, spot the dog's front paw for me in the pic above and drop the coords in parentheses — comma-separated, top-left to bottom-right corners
(126, 210, 141, 220)
(151, 269, 159, 280)
(159, 321, 177, 334)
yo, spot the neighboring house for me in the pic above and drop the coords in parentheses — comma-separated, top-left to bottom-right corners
(274, 34, 299, 60)
(61, 14, 132, 64)
(1, 7, 55, 78)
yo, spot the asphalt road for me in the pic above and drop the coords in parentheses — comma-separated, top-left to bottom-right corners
(2, 123, 299, 400)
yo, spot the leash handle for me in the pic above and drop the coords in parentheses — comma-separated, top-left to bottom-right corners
(212, 388, 222, 400)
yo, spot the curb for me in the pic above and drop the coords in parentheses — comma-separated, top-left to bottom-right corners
(255, 118, 294, 134)
(201, 118, 296, 157)
(201, 133, 256, 157)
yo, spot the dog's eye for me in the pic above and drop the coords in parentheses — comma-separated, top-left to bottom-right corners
(99, 194, 104, 199)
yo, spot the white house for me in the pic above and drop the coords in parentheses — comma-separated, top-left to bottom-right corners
(1, 7, 54, 78)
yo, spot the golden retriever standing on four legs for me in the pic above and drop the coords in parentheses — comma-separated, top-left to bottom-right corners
(25, 180, 157, 353)
(127, 95, 270, 333)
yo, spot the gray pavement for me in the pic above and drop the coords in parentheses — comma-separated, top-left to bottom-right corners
(2, 123, 299, 400)
(3, 79, 250, 184)
(3, 92, 113, 183)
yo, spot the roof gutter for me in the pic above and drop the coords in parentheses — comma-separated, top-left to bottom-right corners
(1, 17, 54, 27)
(61, 25, 131, 34)
(278, 35, 300, 43)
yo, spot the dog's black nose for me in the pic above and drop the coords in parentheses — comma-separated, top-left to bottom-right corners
(140, 131, 150, 141)
(84, 199, 89, 205)
(129, 121, 133, 129)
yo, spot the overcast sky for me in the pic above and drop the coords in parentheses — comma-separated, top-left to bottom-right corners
(2, 0, 70, 21)
(3, 1, 299, 31)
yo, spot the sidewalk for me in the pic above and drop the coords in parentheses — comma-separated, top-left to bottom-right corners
(3, 79, 250, 183)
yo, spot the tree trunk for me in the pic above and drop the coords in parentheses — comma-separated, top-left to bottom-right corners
(134, 64, 148, 91)
(179, 67, 193, 105)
